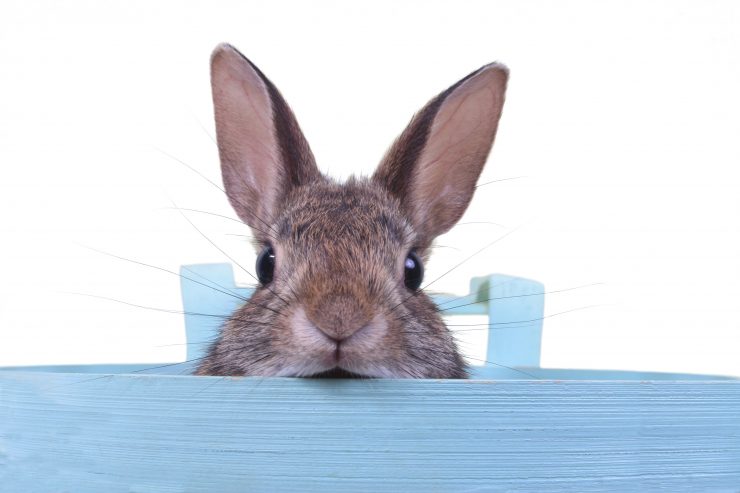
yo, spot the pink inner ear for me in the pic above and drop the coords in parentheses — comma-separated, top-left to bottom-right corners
(411, 66, 507, 240)
(211, 45, 281, 229)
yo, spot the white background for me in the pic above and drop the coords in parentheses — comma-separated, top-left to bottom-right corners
(1, 1, 738, 376)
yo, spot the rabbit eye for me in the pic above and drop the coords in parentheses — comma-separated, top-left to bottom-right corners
(256, 246, 276, 285)
(404, 251, 423, 291)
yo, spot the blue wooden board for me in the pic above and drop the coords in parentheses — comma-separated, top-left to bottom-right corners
(2, 263, 739, 491)
(2, 373, 739, 492)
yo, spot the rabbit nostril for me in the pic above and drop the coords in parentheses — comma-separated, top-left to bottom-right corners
(304, 294, 373, 342)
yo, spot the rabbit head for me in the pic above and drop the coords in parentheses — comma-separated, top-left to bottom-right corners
(196, 44, 508, 378)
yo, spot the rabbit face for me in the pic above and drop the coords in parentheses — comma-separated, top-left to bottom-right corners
(204, 179, 464, 378)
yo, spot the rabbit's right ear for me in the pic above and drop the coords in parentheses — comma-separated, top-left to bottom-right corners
(373, 63, 508, 247)
(210, 44, 320, 235)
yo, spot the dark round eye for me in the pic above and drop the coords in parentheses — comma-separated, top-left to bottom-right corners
(256, 246, 276, 285)
(404, 251, 424, 291)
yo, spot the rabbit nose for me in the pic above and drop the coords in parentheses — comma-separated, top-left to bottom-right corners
(306, 295, 373, 342)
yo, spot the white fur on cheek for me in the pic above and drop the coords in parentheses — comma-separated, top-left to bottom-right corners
(275, 307, 336, 376)
(290, 307, 335, 350)
(341, 314, 388, 357)
(339, 314, 409, 378)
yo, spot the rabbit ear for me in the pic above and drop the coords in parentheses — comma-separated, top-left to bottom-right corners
(210, 44, 320, 233)
(373, 63, 508, 244)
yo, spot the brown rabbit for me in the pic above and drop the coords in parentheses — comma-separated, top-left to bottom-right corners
(196, 44, 508, 378)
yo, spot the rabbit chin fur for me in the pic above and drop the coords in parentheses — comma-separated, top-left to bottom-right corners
(195, 43, 507, 378)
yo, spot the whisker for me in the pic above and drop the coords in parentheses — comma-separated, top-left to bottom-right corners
(463, 357, 541, 379)
(66, 291, 281, 318)
(192, 114, 217, 145)
(171, 199, 291, 309)
(39, 353, 221, 391)
(160, 206, 247, 226)
(81, 244, 250, 303)
(475, 176, 526, 188)
(181, 264, 255, 298)
(401, 344, 541, 380)
(428, 244, 461, 251)
(154, 340, 217, 348)
(422, 224, 524, 292)
(437, 282, 604, 313)
(448, 305, 609, 331)
(64, 292, 231, 318)
(454, 221, 506, 228)
(430, 277, 519, 309)
(386, 225, 525, 316)
(156, 148, 279, 239)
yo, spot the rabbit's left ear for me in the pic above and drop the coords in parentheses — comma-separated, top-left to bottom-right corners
(210, 44, 320, 235)
(373, 63, 508, 245)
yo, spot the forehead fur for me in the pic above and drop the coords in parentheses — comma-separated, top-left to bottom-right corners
(274, 177, 415, 253)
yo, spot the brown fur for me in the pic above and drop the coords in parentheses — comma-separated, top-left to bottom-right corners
(196, 44, 507, 378)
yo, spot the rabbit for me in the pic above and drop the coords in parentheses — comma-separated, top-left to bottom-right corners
(195, 43, 508, 378)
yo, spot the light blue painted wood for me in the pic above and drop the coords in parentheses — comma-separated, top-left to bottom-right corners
(1, 373, 739, 492)
(1, 263, 739, 491)
(480, 274, 544, 367)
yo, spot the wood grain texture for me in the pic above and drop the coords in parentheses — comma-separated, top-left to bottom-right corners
(2, 372, 739, 492)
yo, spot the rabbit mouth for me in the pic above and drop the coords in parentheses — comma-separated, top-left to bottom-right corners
(288, 307, 390, 378)
(306, 368, 373, 379)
